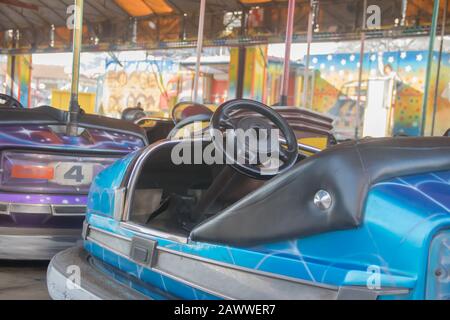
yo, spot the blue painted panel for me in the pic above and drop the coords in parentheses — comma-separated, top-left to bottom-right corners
(88, 152, 138, 218)
(86, 170, 450, 299)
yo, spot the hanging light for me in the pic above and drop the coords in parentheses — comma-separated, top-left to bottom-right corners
(50, 24, 55, 48)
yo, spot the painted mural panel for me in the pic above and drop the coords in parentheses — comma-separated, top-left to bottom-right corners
(6, 55, 32, 108)
(310, 50, 449, 138)
(100, 59, 179, 118)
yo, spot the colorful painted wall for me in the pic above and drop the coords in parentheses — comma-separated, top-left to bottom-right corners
(6, 55, 32, 108)
(229, 45, 303, 106)
(310, 50, 449, 137)
(100, 59, 179, 118)
(228, 45, 268, 102)
(424, 52, 450, 136)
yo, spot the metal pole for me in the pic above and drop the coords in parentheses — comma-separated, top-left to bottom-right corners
(67, 0, 84, 136)
(236, 10, 247, 99)
(355, 0, 367, 138)
(9, 30, 18, 97)
(301, 0, 314, 108)
(192, 0, 206, 103)
(420, 0, 440, 136)
(431, 0, 448, 136)
(280, 0, 296, 106)
(400, 0, 408, 26)
(131, 18, 138, 45)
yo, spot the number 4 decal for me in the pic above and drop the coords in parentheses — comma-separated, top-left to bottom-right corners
(64, 165, 84, 183)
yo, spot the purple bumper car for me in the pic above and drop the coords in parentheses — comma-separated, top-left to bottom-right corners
(0, 96, 147, 259)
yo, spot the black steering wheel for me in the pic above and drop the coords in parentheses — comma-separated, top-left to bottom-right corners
(210, 99, 298, 179)
(0, 94, 24, 108)
(168, 102, 213, 139)
(171, 101, 212, 124)
(121, 107, 146, 122)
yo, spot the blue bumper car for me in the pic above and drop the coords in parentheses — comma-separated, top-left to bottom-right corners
(48, 99, 450, 300)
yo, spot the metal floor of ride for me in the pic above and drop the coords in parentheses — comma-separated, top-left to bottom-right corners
(0, 261, 50, 300)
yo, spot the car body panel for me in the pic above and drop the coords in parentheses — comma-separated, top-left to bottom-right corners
(0, 110, 148, 259)
(0, 125, 144, 153)
(80, 165, 450, 299)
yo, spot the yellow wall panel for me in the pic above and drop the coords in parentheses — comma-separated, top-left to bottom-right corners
(51, 90, 96, 114)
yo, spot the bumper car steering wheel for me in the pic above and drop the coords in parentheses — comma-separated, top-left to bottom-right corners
(168, 102, 213, 139)
(210, 99, 298, 179)
(0, 94, 24, 108)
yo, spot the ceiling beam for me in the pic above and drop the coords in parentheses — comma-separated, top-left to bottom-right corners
(6, 4, 39, 28)
(88, 0, 125, 20)
(3, 5, 31, 28)
(83, 0, 110, 20)
(0, 0, 38, 10)
(35, 0, 67, 25)
(0, 9, 20, 29)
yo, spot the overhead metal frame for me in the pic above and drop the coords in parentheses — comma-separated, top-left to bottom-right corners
(1, 0, 447, 55)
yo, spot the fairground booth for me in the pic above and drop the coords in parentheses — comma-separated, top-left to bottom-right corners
(1, 0, 449, 139)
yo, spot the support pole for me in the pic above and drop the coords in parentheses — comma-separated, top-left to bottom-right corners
(280, 0, 296, 106)
(131, 18, 138, 45)
(9, 30, 18, 98)
(301, 0, 315, 108)
(236, 47, 246, 99)
(420, 0, 440, 136)
(192, 0, 206, 103)
(67, 0, 84, 136)
(431, 0, 448, 136)
(400, 0, 408, 26)
(355, 0, 367, 138)
(236, 10, 247, 99)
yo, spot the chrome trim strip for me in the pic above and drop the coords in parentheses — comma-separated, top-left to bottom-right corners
(86, 227, 132, 263)
(337, 286, 410, 300)
(86, 223, 409, 300)
(0, 202, 10, 215)
(0, 201, 86, 216)
(89, 225, 131, 242)
(297, 142, 321, 154)
(155, 249, 337, 300)
(120, 221, 188, 244)
(92, 223, 334, 289)
(113, 188, 126, 221)
(154, 257, 235, 300)
(86, 224, 338, 299)
(10, 203, 51, 214)
(158, 246, 337, 290)
(51, 204, 86, 216)
(87, 226, 409, 299)
(81, 220, 89, 240)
